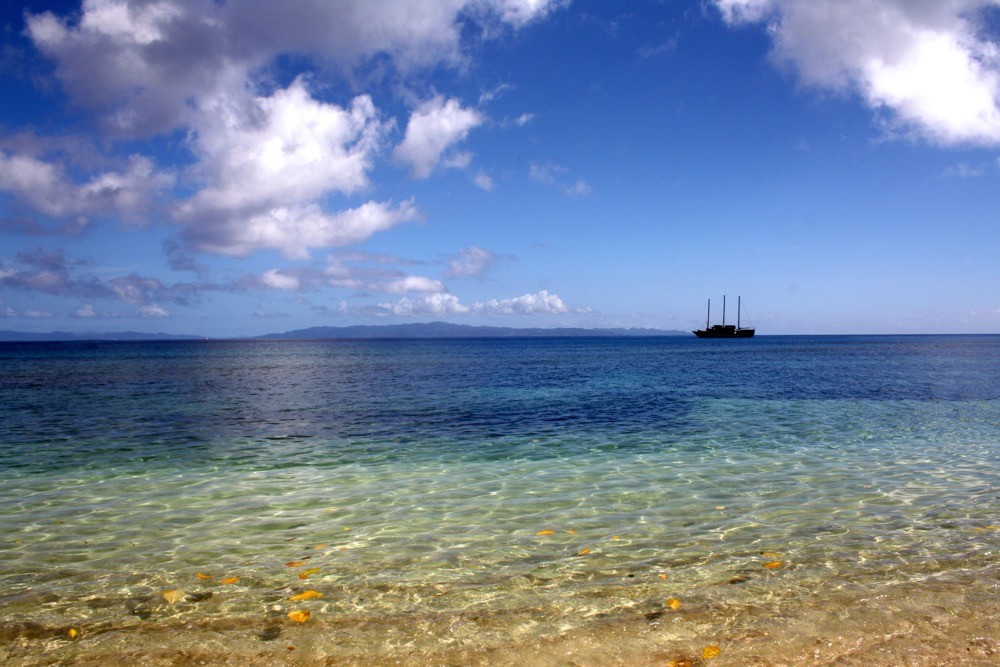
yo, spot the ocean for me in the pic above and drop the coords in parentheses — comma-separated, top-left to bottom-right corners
(1, 335, 998, 665)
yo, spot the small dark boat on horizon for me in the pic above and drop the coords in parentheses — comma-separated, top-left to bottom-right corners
(693, 296, 755, 338)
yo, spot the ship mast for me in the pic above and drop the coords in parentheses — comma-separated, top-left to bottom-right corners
(706, 299, 711, 330)
(722, 295, 726, 327)
(737, 296, 741, 329)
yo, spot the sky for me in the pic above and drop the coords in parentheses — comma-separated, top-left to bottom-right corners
(1, 0, 999, 336)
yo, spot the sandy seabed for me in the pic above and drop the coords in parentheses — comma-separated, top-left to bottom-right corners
(3, 580, 997, 666)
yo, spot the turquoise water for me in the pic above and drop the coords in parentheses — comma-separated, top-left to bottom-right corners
(1, 336, 998, 665)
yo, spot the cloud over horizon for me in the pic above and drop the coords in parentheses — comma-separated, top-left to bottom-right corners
(376, 289, 570, 316)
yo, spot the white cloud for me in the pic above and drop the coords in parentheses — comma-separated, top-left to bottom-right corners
(394, 97, 484, 178)
(565, 179, 592, 196)
(0, 151, 170, 223)
(81, 155, 175, 223)
(185, 81, 385, 214)
(713, 0, 1000, 145)
(473, 172, 495, 191)
(379, 292, 471, 316)
(381, 276, 447, 294)
(168, 78, 422, 259)
(22, 1, 564, 265)
(26, 0, 565, 138)
(475, 289, 568, 314)
(377, 289, 569, 316)
(488, 0, 566, 27)
(445, 245, 498, 278)
(182, 199, 420, 259)
(75, 304, 97, 318)
(714, 0, 772, 23)
(138, 303, 169, 318)
(442, 151, 474, 170)
(24, 309, 54, 318)
(0, 151, 71, 217)
(260, 269, 300, 291)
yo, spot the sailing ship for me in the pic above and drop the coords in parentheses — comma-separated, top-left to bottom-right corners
(693, 296, 755, 338)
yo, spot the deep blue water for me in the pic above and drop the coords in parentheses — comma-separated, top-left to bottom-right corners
(2, 335, 997, 472)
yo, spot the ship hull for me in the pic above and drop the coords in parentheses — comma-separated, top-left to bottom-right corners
(692, 327, 755, 338)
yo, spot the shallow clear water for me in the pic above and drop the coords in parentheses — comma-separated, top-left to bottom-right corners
(1, 336, 998, 665)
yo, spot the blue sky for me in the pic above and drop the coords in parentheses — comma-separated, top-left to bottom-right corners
(1, 0, 998, 336)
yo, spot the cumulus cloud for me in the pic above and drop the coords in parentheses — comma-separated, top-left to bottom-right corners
(378, 292, 471, 316)
(139, 303, 169, 318)
(476, 289, 568, 314)
(381, 275, 447, 294)
(26, 0, 563, 138)
(169, 80, 421, 258)
(0, 151, 171, 225)
(74, 304, 97, 318)
(0, 151, 72, 217)
(394, 97, 484, 178)
(713, 0, 1000, 145)
(26, 0, 221, 137)
(445, 245, 499, 278)
(21, 0, 563, 264)
(183, 82, 386, 216)
(259, 269, 300, 291)
(181, 199, 420, 259)
(377, 289, 570, 316)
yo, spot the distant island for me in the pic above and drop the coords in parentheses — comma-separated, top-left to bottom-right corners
(0, 322, 688, 342)
(258, 322, 688, 339)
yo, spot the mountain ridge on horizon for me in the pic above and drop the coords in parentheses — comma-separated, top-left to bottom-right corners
(258, 321, 689, 339)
